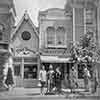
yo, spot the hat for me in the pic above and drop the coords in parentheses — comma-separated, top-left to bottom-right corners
(49, 64, 53, 69)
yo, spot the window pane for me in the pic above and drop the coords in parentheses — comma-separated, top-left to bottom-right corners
(78, 64, 84, 79)
(86, 9, 93, 24)
(75, 26, 84, 41)
(24, 65, 37, 79)
(47, 27, 55, 45)
(56, 27, 65, 45)
(14, 65, 21, 76)
(75, 8, 84, 25)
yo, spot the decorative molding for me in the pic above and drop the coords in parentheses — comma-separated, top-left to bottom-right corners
(15, 47, 36, 56)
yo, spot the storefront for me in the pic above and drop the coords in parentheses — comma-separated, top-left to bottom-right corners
(40, 55, 85, 88)
(13, 56, 40, 87)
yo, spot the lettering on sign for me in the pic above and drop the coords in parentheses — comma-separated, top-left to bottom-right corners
(16, 47, 36, 56)
(43, 48, 67, 55)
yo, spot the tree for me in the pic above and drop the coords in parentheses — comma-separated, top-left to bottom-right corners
(70, 31, 100, 78)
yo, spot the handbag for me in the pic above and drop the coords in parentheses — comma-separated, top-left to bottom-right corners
(38, 81, 41, 87)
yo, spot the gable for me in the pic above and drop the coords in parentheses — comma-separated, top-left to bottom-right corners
(12, 13, 39, 57)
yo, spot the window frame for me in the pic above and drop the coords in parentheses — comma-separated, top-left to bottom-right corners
(46, 26, 56, 48)
(56, 26, 66, 48)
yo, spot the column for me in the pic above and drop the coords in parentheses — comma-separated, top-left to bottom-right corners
(73, 7, 75, 42)
(97, 7, 100, 46)
(84, 8, 86, 34)
(21, 57, 24, 79)
(37, 54, 40, 79)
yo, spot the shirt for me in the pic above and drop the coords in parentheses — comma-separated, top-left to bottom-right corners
(39, 70, 47, 82)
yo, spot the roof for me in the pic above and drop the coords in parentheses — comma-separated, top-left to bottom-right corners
(39, 8, 65, 15)
(12, 10, 39, 42)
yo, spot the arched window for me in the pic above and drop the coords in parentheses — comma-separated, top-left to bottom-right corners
(56, 27, 66, 46)
(46, 27, 55, 46)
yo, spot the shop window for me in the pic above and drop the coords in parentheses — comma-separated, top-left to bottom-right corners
(56, 27, 66, 47)
(78, 64, 84, 79)
(24, 65, 37, 79)
(46, 27, 55, 47)
(14, 65, 21, 76)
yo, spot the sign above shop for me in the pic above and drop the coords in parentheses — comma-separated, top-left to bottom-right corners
(15, 47, 36, 56)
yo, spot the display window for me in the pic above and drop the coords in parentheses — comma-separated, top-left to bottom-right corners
(24, 64, 37, 79)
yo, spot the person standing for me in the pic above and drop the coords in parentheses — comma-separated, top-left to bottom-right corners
(47, 64, 55, 93)
(55, 67, 62, 95)
(91, 67, 98, 93)
(69, 67, 78, 92)
(5, 53, 14, 90)
(83, 67, 91, 91)
(39, 65, 47, 95)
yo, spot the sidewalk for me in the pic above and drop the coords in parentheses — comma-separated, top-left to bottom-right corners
(0, 87, 99, 99)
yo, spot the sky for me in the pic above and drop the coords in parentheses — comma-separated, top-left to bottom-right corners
(14, 0, 66, 26)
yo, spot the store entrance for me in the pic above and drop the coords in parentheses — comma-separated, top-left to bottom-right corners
(42, 63, 73, 79)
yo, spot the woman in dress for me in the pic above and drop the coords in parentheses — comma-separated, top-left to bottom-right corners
(39, 65, 47, 95)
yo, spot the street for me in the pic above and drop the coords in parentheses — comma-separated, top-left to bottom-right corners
(0, 95, 100, 100)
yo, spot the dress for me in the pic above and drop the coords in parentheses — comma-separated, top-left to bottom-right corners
(55, 71, 62, 93)
(47, 70, 55, 92)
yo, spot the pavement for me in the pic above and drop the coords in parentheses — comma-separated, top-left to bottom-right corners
(0, 87, 99, 100)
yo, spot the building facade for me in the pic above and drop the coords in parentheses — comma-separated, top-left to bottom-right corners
(0, 0, 16, 53)
(11, 11, 39, 87)
(65, 0, 100, 86)
(39, 0, 100, 88)
(0, 0, 16, 88)
(39, 8, 73, 88)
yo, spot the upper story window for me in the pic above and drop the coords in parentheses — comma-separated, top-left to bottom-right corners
(0, 24, 4, 41)
(56, 27, 66, 46)
(46, 26, 66, 48)
(86, 8, 94, 24)
(47, 27, 55, 46)
(21, 31, 31, 40)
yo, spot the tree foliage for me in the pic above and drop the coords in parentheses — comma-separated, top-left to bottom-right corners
(70, 32, 100, 65)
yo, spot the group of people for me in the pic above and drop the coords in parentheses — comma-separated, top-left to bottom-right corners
(39, 63, 99, 95)
(83, 66, 98, 93)
(39, 64, 62, 95)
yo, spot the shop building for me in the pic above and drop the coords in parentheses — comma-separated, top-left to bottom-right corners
(39, 0, 100, 88)
(38, 8, 74, 88)
(65, 0, 100, 87)
(0, 0, 16, 53)
(11, 11, 39, 87)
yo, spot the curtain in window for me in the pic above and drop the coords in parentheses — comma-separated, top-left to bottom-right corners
(47, 27, 55, 46)
(56, 27, 65, 46)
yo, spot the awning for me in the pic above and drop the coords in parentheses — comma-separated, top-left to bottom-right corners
(40, 56, 71, 63)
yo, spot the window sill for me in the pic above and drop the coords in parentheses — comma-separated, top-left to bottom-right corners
(46, 45, 67, 49)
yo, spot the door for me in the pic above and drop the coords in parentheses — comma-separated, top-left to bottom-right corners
(14, 64, 23, 87)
